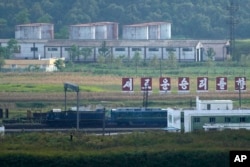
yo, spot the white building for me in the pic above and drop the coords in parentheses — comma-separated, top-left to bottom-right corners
(0, 39, 229, 62)
(69, 22, 118, 40)
(15, 23, 54, 40)
(167, 97, 250, 132)
(123, 22, 171, 40)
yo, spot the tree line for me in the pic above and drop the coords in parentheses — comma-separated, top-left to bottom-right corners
(0, 0, 249, 39)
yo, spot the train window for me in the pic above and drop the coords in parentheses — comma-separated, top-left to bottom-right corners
(194, 117, 200, 123)
(240, 117, 246, 122)
(225, 117, 231, 123)
(209, 117, 216, 123)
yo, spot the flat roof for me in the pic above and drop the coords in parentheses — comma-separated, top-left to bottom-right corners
(16, 23, 53, 27)
(124, 22, 171, 27)
(70, 22, 118, 27)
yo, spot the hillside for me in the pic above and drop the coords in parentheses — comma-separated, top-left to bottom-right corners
(0, 0, 249, 39)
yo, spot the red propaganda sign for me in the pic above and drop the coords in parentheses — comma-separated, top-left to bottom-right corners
(122, 78, 133, 91)
(235, 77, 246, 91)
(141, 78, 152, 91)
(159, 77, 171, 92)
(178, 77, 190, 92)
(197, 77, 208, 92)
(216, 77, 227, 91)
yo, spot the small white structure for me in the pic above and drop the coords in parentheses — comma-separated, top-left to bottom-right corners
(3, 58, 62, 72)
(196, 96, 233, 110)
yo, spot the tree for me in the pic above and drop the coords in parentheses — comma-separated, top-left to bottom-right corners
(14, 9, 30, 24)
(55, 26, 69, 39)
(82, 48, 92, 61)
(37, 13, 52, 23)
(68, 45, 81, 61)
(113, 55, 125, 69)
(98, 41, 110, 63)
(132, 51, 142, 74)
(0, 56, 5, 70)
(54, 59, 65, 71)
(205, 48, 215, 70)
(6, 39, 19, 59)
(206, 48, 216, 61)
(0, 39, 18, 59)
(165, 51, 178, 69)
(150, 55, 159, 67)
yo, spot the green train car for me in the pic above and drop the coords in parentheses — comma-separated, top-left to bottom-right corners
(110, 107, 168, 127)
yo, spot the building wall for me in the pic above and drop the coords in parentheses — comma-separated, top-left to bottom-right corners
(69, 22, 118, 40)
(122, 22, 171, 40)
(3, 58, 58, 72)
(15, 23, 54, 40)
(201, 40, 230, 61)
(69, 26, 95, 39)
(13, 41, 47, 59)
(0, 39, 229, 62)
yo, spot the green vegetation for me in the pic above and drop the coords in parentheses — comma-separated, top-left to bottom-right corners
(1, 130, 250, 166)
(0, 0, 250, 39)
(0, 83, 104, 93)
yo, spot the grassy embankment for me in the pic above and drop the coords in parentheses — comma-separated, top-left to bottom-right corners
(1, 130, 250, 166)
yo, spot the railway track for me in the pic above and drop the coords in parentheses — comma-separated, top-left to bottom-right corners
(4, 127, 163, 134)
(3, 122, 164, 133)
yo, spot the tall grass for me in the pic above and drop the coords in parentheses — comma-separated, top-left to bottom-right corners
(1, 130, 250, 154)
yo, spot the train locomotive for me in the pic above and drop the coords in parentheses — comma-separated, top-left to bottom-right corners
(45, 107, 168, 128)
(45, 108, 105, 128)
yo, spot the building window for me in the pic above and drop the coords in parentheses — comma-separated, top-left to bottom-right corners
(166, 48, 176, 52)
(148, 48, 159, 52)
(115, 48, 125, 52)
(209, 117, 216, 123)
(11, 64, 17, 68)
(194, 117, 200, 123)
(31, 47, 38, 51)
(183, 48, 193, 52)
(48, 47, 58, 51)
(225, 117, 231, 123)
(132, 48, 142, 51)
(240, 117, 246, 122)
(64, 48, 71, 51)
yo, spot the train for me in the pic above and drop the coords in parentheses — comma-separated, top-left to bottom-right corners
(45, 107, 168, 128)
(45, 108, 105, 128)
(1, 107, 168, 129)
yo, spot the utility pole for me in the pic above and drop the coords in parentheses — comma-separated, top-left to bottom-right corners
(64, 83, 80, 130)
(227, 0, 239, 61)
(142, 85, 149, 108)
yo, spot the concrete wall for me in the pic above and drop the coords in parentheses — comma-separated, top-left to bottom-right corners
(15, 23, 54, 40)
